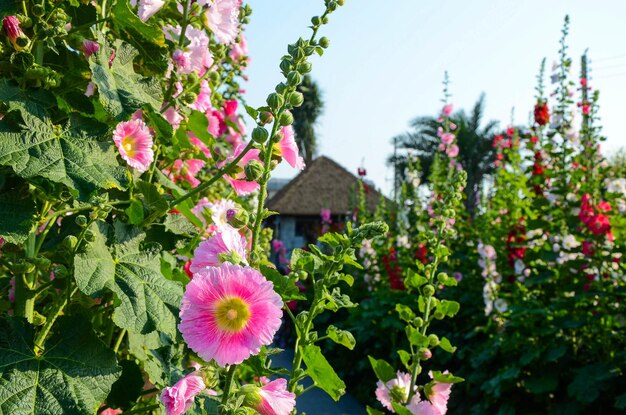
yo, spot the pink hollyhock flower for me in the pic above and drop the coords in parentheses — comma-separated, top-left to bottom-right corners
(587, 214, 610, 235)
(85, 82, 96, 97)
(82, 40, 100, 57)
(2, 16, 28, 51)
(221, 144, 262, 195)
(167, 159, 205, 187)
(160, 373, 206, 415)
(253, 378, 296, 415)
(440, 132, 455, 145)
(441, 104, 453, 117)
(112, 119, 154, 172)
(172, 49, 188, 69)
(207, 110, 225, 137)
(8, 277, 15, 303)
(276, 125, 305, 170)
(406, 373, 452, 415)
(189, 134, 212, 158)
(223, 99, 246, 135)
(138, 0, 165, 21)
(189, 80, 212, 112)
(163, 107, 183, 130)
(190, 226, 248, 273)
(178, 264, 283, 366)
(375, 371, 416, 413)
(446, 144, 459, 158)
(192, 198, 237, 229)
(229, 34, 249, 62)
(206, 0, 240, 44)
(320, 208, 331, 224)
(164, 26, 214, 75)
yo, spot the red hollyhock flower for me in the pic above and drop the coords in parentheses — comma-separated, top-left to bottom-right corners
(597, 200, 612, 213)
(534, 102, 549, 126)
(587, 214, 610, 235)
(532, 162, 544, 175)
(582, 240, 595, 256)
(382, 248, 404, 290)
(530, 136, 538, 145)
(415, 243, 428, 264)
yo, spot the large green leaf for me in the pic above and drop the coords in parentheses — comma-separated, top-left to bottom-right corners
(74, 222, 183, 337)
(111, 0, 166, 45)
(301, 345, 346, 401)
(0, 190, 35, 244)
(0, 111, 127, 199)
(90, 39, 162, 120)
(0, 315, 121, 414)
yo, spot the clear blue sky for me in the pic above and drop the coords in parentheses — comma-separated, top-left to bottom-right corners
(244, 1, 626, 196)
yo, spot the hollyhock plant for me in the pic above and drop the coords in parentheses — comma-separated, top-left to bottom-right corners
(375, 371, 416, 412)
(82, 40, 100, 57)
(178, 264, 283, 366)
(406, 374, 453, 415)
(275, 125, 305, 170)
(188, 80, 213, 112)
(112, 119, 154, 172)
(192, 198, 237, 229)
(160, 372, 206, 415)
(166, 159, 206, 188)
(534, 101, 549, 125)
(190, 226, 248, 272)
(221, 143, 263, 195)
(206, 0, 240, 44)
(2, 16, 29, 51)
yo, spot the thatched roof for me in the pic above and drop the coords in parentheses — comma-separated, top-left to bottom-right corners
(266, 156, 386, 216)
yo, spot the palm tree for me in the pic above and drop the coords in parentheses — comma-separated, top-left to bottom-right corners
(292, 75, 324, 166)
(388, 94, 498, 213)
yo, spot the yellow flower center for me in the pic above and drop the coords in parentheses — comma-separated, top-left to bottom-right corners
(122, 135, 136, 157)
(214, 296, 250, 332)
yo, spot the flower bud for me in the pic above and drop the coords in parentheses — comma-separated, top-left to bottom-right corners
(434, 311, 445, 320)
(244, 159, 264, 181)
(279, 110, 293, 126)
(3, 16, 30, 51)
(436, 272, 448, 284)
(84, 229, 96, 243)
(259, 111, 273, 125)
(319, 37, 330, 48)
(428, 334, 439, 347)
(328, 1, 338, 11)
(311, 16, 322, 26)
(226, 208, 249, 229)
(182, 92, 197, 105)
(287, 71, 302, 87)
(337, 0, 345, 5)
(422, 284, 435, 297)
(288, 91, 304, 107)
(62, 235, 78, 250)
(279, 58, 292, 74)
(75, 215, 88, 227)
(297, 62, 312, 74)
(252, 126, 269, 143)
(413, 317, 424, 327)
(266, 92, 284, 110)
(275, 82, 288, 94)
(418, 347, 432, 360)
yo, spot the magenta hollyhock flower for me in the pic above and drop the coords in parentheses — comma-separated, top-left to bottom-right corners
(441, 104, 453, 117)
(276, 125, 305, 170)
(221, 143, 262, 195)
(82, 40, 100, 57)
(440, 132, 455, 145)
(172, 49, 188, 69)
(206, 0, 240, 44)
(112, 119, 154, 172)
(190, 226, 248, 273)
(100, 409, 123, 415)
(207, 110, 225, 137)
(160, 373, 206, 415)
(253, 378, 296, 415)
(167, 159, 205, 188)
(375, 371, 416, 413)
(178, 264, 283, 366)
(2, 16, 28, 51)
(320, 208, 331, 224)
(138, 0, 165, 21)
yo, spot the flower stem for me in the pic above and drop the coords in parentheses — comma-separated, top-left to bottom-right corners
(113, 329, 127, 353)
(34, 287, 78, 353)
(220, 364, 237, 411)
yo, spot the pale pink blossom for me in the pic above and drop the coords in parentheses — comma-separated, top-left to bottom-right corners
(446, 144, 459, 158)
(440, 132, 455, 145)
(254, 378, 296, 415)
(190, 227, 248, 272)
(137, 0, 165, 21)
(112, 119, 154, 172)
(160, 373, 206, 415)
(167, 159, 205, 188)
(441, 104, 453, 117)
(100, 409, 123, 415)
(188, 80, 212, 112)
(375, 371, 416, 413)
(206, 0, 240, 44)
(163, 107, 183, 130)
(192, 198, 237, 229)
(276, 125, 305, 170)
(229, 34, 249, 62)
(178, 264, 283, 366)
(85, 82, 96, 97)
(164, 25, 214, 75)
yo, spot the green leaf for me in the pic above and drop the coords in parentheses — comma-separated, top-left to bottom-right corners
(438, 337, 457, 353)
(567, 364, 617, 404)
(323, 287, 355, 311)
(0, 79, 54, 117)
(135, 180, 169, 223)
(260, 265, 305, 302)
(0, 189, 35, 244)
(188, 110, 215, 144)
(90, 39, 162, 120)
(438, 300, 460, 318)
(392, 403, 414, 415)
(0, 112, 127, 199)
(366, 406, 385, 415)
(431, 370, 464, 384)
(74, 222, 183, 337)
(368, 356, 395, 383)
(397, 350, 411, 370)
(395, 304, 415, 322)
(111, 0, 166, 45)
(243, 105, 258, 120)
(106, 360, 144, 410)
(524, 372, 558, 394)
(302, 345, 346, 401)
(0, 315, 121, 414)
(325, 325, 356, 350)
(404, 269, 428, 289)
(164, 213, 196, 236)
(406, 326, 429, 347)
(125, 198, 145, 225)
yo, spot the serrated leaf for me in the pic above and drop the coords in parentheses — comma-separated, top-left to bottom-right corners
(302, 345, 346, 401)
(368, 356, 395, 383)
(164, 213, 196, 236)
(126, 198, 145, 224)
(395, 304, 415, 322)
(90, 38, 162, 120)
(406, 326, 429, 347)
(325, 325, 356, 350)
(260, 265, 305, 302)
(243, 104, 258, 119)
(431, 370, 464, 384)
(0, 112, 127, 199)
(111, 0, 165, 45)
(0, 189, 35, 244)
(106, 360, 144, 410)
(74, 222, 183, 337)
(0, 315, 121, 414)
(438, 300, 460, 317)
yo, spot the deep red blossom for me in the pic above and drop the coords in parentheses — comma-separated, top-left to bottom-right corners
(415, 243, 428, 264)
(382, 247, 404, 290)
(582, 240, 595, 256)
(534, 102, 550, 126)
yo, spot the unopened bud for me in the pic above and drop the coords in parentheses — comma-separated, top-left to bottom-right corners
(226, 208, 249, 229)
(75, 215, 88, 227)
(428, 334, 439, 347)
(3, 16, 30, 51)
(279, 110, 293, 126)
(297, 62, 313, 74)
(252, 127, 269, 143)
(288, 91, 304, 107)
(244, 159, 264, 181)
(287, 71, 302, 87)
(259, 111, 273, 125)
(423, 284, 435, 297)
(413, 317, 424, 327)
(311, 16, 322, 26)
(418, 347, 432, 360)
(319, 37, 330, 48)
(266, 92, 284, 111)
